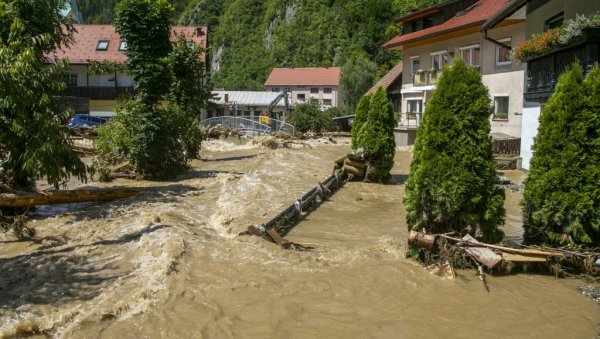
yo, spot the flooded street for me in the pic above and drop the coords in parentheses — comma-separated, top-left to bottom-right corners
(0, 138, 598, 338)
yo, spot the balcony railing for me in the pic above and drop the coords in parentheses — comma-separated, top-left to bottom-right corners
(525, 27, 600, 102)
(397, 112, 422, 129)
(413, 70, 442, 87)
(62, 86, 135, 100)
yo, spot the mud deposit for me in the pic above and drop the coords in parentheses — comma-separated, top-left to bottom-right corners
(1, 138, 598, 338)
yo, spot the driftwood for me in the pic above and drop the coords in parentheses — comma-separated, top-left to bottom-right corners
(439, 234, 564, 258)
(343, 164, 364, 177)
(0, 187, 156, 207)
(408, 230, 436, 250)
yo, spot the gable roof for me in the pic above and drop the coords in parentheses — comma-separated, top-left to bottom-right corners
(51, 24, 207, 64)
(383, 0, 511, 49)
(367, 61, 403, 95)
(265, 67, 341, 86)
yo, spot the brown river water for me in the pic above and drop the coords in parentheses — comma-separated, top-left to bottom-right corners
(0, 138, 598, 338)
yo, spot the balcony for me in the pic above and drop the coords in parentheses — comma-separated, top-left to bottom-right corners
(62, 86, 135, 100)
(525, 27, 600, 102)
(397, 112, 422, 130)
(413, 70, 442, 87)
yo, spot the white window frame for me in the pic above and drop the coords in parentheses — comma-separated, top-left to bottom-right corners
(64, 72, 77, 87)
(406, 99, 423, 113)
(496, 38, 512, 66)
(459, 44, 480, 67)
(430, 50, 449, 71)
(119, 41, 127, 51)
(410, 56, 420, 76)
(493, 95, 510, 120)
(96, 40, 109, 51)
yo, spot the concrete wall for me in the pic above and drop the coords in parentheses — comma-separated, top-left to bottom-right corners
(266, 85, 341, 108)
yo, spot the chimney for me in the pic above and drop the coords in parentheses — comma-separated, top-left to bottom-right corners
(224, 93, 229, 102)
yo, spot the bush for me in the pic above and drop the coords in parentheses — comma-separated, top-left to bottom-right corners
(522, 63, 600, 246)
(403, 60, 505, 243)
(288, 102, 327, 133)
(323, 105, 353, 131)
(353, 87, 396, 183)
(351, 94, 371, 150)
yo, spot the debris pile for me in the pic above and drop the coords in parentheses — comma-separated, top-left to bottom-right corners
(408, 231, 600, 283)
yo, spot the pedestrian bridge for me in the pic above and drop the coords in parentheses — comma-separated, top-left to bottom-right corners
(200, 116, 296, 136)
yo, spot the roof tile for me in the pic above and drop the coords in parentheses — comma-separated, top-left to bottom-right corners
(265, 67, 341, 86)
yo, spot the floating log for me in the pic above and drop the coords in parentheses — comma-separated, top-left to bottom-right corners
(439, 234, 564, 258)
(343, 157, 366, 170)
(501, 253, 547, 263)
(0, 187, 154, 207)
(343, 164, 364, 177)
(334, 154, 348, 166)
(408, 230, 436, 250)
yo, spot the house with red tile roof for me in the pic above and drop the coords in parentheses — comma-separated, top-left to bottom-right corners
(383, 0, 526, 145)
(52, 24, 207, 114)
(264, 67, 342, 108)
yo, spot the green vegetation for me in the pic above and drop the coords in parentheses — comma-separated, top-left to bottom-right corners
(351, 94, 371, 150)
(403, 60, 505, 243)
(341, 52, 378, 109)
(288, 102, 326, 133)
(352, 87, 396, 183)
(96, 0, 208, 178)
(523, 64, 600, 246)
(0, 0, 86, 190)
(0, 0, 87, 237)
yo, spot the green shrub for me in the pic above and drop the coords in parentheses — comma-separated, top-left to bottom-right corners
(523, 64, 600, 246)
(288, 102, 327, 133)
(403, 59, 505, 243)
(353, 87, 396, 183)
(351, 94, 371, 150)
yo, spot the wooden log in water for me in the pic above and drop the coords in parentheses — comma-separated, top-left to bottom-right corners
(334, 154, 348, 166)
(343, 157, 366, 170)
(408, 230, 436, 250)
(0, 187, 152, 207)
(343, 164, 364, 177)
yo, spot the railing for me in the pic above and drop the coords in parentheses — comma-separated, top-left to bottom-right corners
(200, 116, 296, 136)
(492, 138, 521, 155)
(413, 70, 442, 87)
(397, 112, 422, 129)
(525, 27, 600, 102)
(63, 86, 135, 100)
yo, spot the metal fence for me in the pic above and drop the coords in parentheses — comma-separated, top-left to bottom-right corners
(200, 116, 296, 136)
(397, 112, 422, 129)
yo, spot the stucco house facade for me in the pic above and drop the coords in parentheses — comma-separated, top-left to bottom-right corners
(52, 24, 207, 115)
(484, 0, 600, 170)
(383, 0, 526, 147)
(264, 67, 343, 109)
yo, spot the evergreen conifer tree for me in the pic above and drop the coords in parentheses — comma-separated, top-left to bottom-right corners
(522, 64, 600, 246)
(351, 94, 371, 150)
(403, 59, 504, 243)
(354, 87, 396, 183)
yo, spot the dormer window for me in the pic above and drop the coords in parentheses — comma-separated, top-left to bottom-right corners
(119, 41, 127, 51)
(187, 41, 195, 48)
(96, 40, 109, 51)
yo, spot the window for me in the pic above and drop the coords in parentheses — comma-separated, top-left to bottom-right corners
(324, 88, 332, 94)
(493, 96, 509, 120)
(545, 12, 564, 31)
(406, 99, 422, 113)
(496, 38, 512, 66)
(119, 41, 127, 51)
(297, 93, 305, 101)
(272, 87, 279, 92)
(96, 40, 109, 51)
(323, 99, 332, 106)
(310, 88, 319, 94)
(431, 51, 449, 70)
(423, 17, 433, 29)
(63, 73, 77, 87)
(460, 44, 480, 67)
(411, 57, 420, 76)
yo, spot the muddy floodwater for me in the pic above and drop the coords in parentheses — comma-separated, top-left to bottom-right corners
(1, 138, 598, 338)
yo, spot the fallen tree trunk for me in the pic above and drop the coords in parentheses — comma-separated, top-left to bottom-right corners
(0, 187, 153, 207)
(439, 234, 564, 257)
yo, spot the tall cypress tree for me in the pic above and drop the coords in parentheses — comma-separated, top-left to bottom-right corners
(404, 59, 504, 243)
(523, 64, 600, 246)
(351, 93, 371, 150)
(354, 87, 396, 183)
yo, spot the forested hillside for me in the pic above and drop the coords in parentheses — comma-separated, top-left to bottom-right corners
(78, 0, 442, 90)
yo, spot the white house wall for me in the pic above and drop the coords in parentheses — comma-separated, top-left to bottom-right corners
(520, 102, 541, 170)
(266, 85, 342, 108)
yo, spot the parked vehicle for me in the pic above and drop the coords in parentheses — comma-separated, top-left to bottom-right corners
(67, 114, 110, 128)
